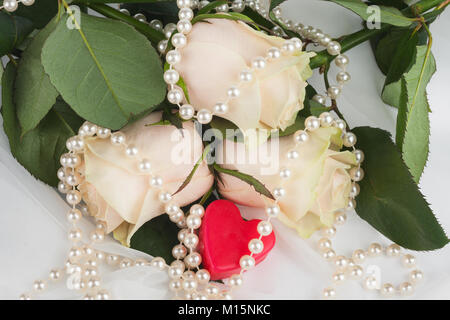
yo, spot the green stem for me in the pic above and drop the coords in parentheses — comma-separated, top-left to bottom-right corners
(86, 3, 165, 44)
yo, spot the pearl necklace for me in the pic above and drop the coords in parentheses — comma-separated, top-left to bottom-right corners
(0, 0, 35, 12)
(18, 0, 423, 300)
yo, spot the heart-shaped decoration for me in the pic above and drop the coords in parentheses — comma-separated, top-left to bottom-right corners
(198, 200, 276, 280)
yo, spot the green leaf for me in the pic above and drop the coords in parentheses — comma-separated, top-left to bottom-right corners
(41, 12, 166, 130)
(12, 0, 59, 29)
(396, 46, 436, 183)
(373, 29, 407, 75)
(130, 214, 179, 263)
(15, 16, 60, 135)
(353, 126, 449, 251)
(121, 1, 179, 24)
(214, 164, 275, 200)
(1, 63, 76, 187)
(330, 0, 414, 27)
(369, 0, 407, 10)
(192, 13, 252, 24)
(0, 11, 34, 57)
(269, 0, 287, 11)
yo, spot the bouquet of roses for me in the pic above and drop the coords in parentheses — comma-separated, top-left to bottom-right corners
(1, 0, 449, 300)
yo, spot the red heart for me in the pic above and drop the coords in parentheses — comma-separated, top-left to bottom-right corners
(199, 200, 276, 280)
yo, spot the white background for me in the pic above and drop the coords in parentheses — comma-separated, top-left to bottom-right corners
(0, 0, 449, 299)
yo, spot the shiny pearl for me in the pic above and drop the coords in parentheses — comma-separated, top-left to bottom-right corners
(350, 182, 360, 198)
(266, 204, 280, 218)
(251, 56, 266, 69)
(334, 256, 348, 269)
(67, 208, 81, 222)
(272, 25, 284, 37)
(291, 37, 302, 50)
(185, 252, 202, 268)
(95, 290, 110, 300)
(266, 47, 281, 60)
(398, 282, 414, 296)
(165, 203, 180, 215)
(197, 109, 212, 124)
(168, 266, 183, 279)
(157, 40, 168, 53)
(248, 238, 264, 255)
(179, 7, 194, 20)
(90, 229, 105, 242)
(199, 0, 210, 9)
(150, 175, 163, 188)
(133, 13, 147, 23)
(281, 40, 296, 54)
(172, 33, 187, 48)
(279, 167, 291, 179)
(319, 112, 334, 127)
(169, 211, 184, 223)
(179, 104, 195, 119)
(186, 215, 202, 229)
(172, 244, 187, 259)
(216, 3, 229, 12)
(119, 8, 130, 15)
(138, 159, 151, 173)
(168, 87, 184, 104)
(327, 41, 341, 55)
(33, 280, 46, 292)
(183, 270, 195, 279)
(323, 287, 336, 299)
(350, 167, 364, 182)
(334, 119, 347, 131)
(273, 187, 286, 199)
(257, 221, 272, 236)
(190, 204, 205, 217)
(337, 71, 351, 84)
(353, 149, 364, 164)
(322, 248, 336, 260)
(97, 127, 111, 138)
(352, 249, 366, 263)
(334, 211, 347, 225)
(386, 243, 401, 257)
(227, 86, 240, 99)
(164, 23, 177, 39)
(151, 257, 166, 270)
(158, 191, 172, 203)
(169, 279, 182, 291)
(287, 149, 299, 160)
(239, 69, 253, 82)
(184, 233, 199, 249)
(164, 69, 180, 85)
(327, 86, 341, 99)
(320, 35, 332, 46)
(321, 226, 336, 238)
(231, 0, 245, 12)
(367, 243, 383, 256)
(364, 276, 379, 290)
(60, 153, 81, 168)
(166, 50, 181, 65)
(229, 274, 243, 287)
(58, 181, 70, 194)
(305, 116, 321, 131)
(68, 246, 82, 260)
(150, 19, 163, 31)
(85, 277, 101, 289)
(177, 0, 192, 8)
(195, 269, 211, 284)
(22, 0, 36, 6)
(178, 229, 189, 242)
(79, 121, 97, 136)
(57, 167, 68, 181)
(294, 130, 309, 144)
(240, 255, 255, 270)
(19, 293, 31, 300)
(272, 6, 282, 17)
(381, 283, 395, 297)
(124, 145, 138, 157)
(409, 269, 423, 283)
(183, 278, 198, 291)
(66, 190, 81, 205)
(110, 132, 126, 145)
(332, 271, 346, 283)
(348, 265, 364, 279)
(402, 254, 416, 268)
(335, 54, 349, 68)
(177, 19, 192, 34)
(318, 238, 332, 251)
(343, 132, 357, 147)
(347, 198, 356, 210)
(66, 136, 84, 152)
(313, 94, 326, 105)
(106, 254, 119, 265)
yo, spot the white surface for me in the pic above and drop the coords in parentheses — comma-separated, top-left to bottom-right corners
(0, 1, 449, 299)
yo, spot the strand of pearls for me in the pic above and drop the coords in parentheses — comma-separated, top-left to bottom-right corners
(0, 0, 35, 12)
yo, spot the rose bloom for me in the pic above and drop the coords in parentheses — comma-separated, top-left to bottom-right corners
(216, 127, 357, 237)
(79, 112, 213, 245)
(176, 18, 315, 132)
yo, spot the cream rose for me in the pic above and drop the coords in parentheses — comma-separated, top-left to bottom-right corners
(176, 18, 315, 132)
(79, 112, 214, 245)
(216, 126, 357, 237)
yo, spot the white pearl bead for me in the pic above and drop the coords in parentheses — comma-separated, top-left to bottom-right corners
(398, 282, 414, 296)
(322, 248, 336, 260)
(66, 136, 85, 152)
(334, 211, 347, 225)
(125, 144, 139, 157)
(350, 182, 360, 198)
(386, 243, 401, 257)
(172, 33, 187, 48)
(111, 132, 126, 145)
(353, 149, 364, 164)
(33, 280, 47, 292)
(196, 269, 210, 284)
(184, 233, 199, 249)
(172, 244, 187, 259)
(364, 276, 379, 290)
(229, 274, 243, 287)
(134, 13, 147, 23)
(348, 265, 364, 279)
(305, 116, 321, 131)
(179, 7, 194, 20)
(177, 19, 192, 34)
(67, 208, 82, 222)
(186, 215, 202, 229)
(337, 71, 351, 84)
(183, 278, 198, 291)
(119, 8, 130, 15)
(349, 167, 364, 182)
(168, 87, 184, 104)
(319, 112, 334, 127)
(231, 0, 245, 12)
(248, 238, 264, 254)
(335, 54, 349, 68)
(151, 257, 166, 270)
(19, 293, 31, 300)
(265, 204, 280, 218)
(58, 181, 70, 194)
(216, 3, 229, 12)
(184, 252, 202, 268)
(409, 269, 423, 283)
(79, 121, 97, 136)
(267, 47, 281, 60)
(273, 187, 286, 199)
(367, 243, 383, 256)
(239, 255, 255, 270)
(90, 229, 105, 242)
(332, 271, 346, 283)
(164, 69, 180, 85)
(66, 190, 81, 205)
(281, 40, 296, 54)
(251, 56, 266, 69)
(343, 132, 357, 147)
(294, 130, 309, 143)
(97, 127, 111, 138)
(279, 167, 291, 179)
(168, 265, 183, 279)
(290, 37, 302, 50)
(158, 191, 172, 203)
(323, 287, 336, 299)
(177, 229, 189, 243)
(327, 86, 341, 99)
(227, 86, 240, 99)
(402, 254, 416, 268)
(327, 41, 341, 55)
(138, 158, 151, 173)
(150, 175, 163, 188)
(190, 204, 205, 217)
(257, 221, 272, 236)
(177, 0, 193, 8)
(347, 198, 356, 210)
(164, 23, 177, 39)
(157, 40, 168, 53)
(333, 119, 347, 131)
(213, 102, 228, 115)
(318, 238, 332, 251)
(287, 149, 299, 160)
(150, 19, 163, 30)
(166, 50, 181, 65)
(312, 94, 326, 105)
(239, 69, 253, 82)
(352, 249, 366, 263)
(197, 109, 212, 124)
(381, 283, 395, 297)
(321, 226, 336, 238)
(166, 203, 180, 215)
(320, 35, 332, 46)
(96, 290, 110, 300)
(179, 104, 195, 119)
(169, 279, 182, 291)
(60, 153, 81, 168)
(334, 255, 348, 269)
